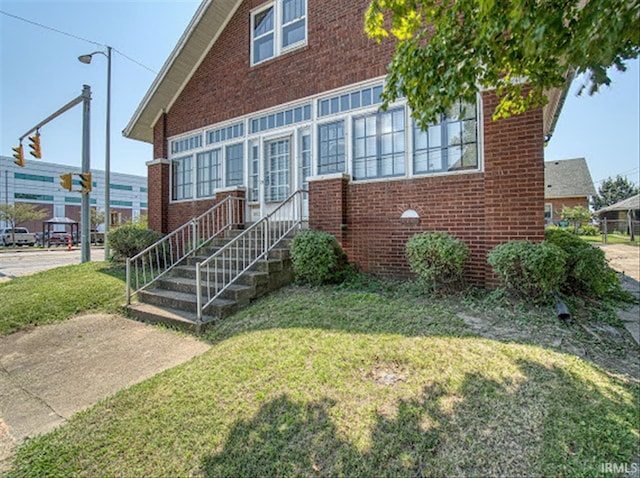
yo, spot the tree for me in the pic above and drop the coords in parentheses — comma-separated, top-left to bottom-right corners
(593, 175, 640, 210)
(365, 0, 639, 129)
(561, 205, 592, 234)
(0, 203, 47, 246)
(90, 207, 105, 230)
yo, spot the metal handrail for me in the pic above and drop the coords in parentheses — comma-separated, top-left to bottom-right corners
(195, 190, 307, 323)
(126, 196, 245, 304)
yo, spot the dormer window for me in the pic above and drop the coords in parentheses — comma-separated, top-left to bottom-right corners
(251, 0, 306, 66)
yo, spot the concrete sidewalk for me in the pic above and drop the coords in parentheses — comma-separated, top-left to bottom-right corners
(0, 314, 210, 472)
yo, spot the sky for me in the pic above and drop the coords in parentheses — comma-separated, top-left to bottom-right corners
(1, 0, 639, 188)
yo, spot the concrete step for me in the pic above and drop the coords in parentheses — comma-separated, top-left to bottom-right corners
(186, 256, 286, 274)
(156, 276, 255, 306)
(126, 302, 206, 332)
(138, 288, 236, 318)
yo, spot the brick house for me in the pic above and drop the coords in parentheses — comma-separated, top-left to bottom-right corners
(544, 158, 596, 224)
(124, 0, 566, 288)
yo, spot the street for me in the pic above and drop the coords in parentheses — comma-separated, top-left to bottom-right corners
(0, 248, 104, 282)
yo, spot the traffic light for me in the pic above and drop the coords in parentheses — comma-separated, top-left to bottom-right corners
(60, 173, 73, 191)
(28, 131, 42, 159)
(12, 143, 25, 167)
(79, 172, 92, 193)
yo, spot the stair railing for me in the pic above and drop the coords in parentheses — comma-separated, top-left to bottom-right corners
(126, 195, 245, 304)
(195, 189, 307, 323)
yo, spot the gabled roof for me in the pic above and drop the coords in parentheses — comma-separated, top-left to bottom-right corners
(123, 0, 241, 144)
(124, 0, 569, 145)
(544, 158, 597, 199)
(596, 194, 640, 214)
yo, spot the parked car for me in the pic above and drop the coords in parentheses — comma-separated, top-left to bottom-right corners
(36, 231, 70, 246)
(1, 227, 37, 247)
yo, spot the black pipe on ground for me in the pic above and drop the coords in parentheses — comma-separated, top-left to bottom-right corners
(553, 291, 572, 324)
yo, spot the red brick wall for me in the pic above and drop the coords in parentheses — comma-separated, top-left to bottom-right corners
(309, 91, 545, 288)
(546, 196, 589, 220)
(482, 91, 545, 286)
(147, 160, 170, 233)
(310, 173, 488, 285)
(164, 0, 394, 138)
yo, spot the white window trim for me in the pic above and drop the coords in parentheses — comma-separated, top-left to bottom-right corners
(167, 79, 485, 204)
(250, 0, 307, 67)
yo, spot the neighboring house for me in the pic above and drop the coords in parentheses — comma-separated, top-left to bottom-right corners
(0, 158, 148, 232)
(544, 158, 597, 224)
(596, 193, 640, 238)
(124, 0, 567, 287)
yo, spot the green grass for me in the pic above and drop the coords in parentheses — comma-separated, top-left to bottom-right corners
(7, 286, 639, 477)
(580, 234, 640, 246)
(0, 262, 126, 335)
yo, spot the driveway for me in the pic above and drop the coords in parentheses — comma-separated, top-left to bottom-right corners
(0, 314, 210, 472)
(598, 243, 640, 282)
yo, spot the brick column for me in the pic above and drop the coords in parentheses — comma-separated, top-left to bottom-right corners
(146, 158, 170, 233)
(308, 173, 349, 244)
(482, 90, 546, 286)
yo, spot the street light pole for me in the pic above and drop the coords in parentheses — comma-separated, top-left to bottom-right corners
(79, 46, 111, 260)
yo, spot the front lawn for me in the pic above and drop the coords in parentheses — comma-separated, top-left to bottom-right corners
(8, 286, 639, 477)
(0, 262, 126, 335)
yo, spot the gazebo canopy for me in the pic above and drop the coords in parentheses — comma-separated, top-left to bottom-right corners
(43, 216, 79, 225)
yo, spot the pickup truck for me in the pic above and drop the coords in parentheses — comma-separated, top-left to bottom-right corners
(1, 227, 37, 247)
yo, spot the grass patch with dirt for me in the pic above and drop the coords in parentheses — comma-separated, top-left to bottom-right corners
(7, 285, 639, 477)
(0, 262, 125, 335)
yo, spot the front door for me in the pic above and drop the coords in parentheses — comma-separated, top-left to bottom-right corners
(264, 137, 291, 216)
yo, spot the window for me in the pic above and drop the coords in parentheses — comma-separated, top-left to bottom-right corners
(413, 100, 478, 175)
(318, 121, 345, 175)
(14, 193, 53, 202)
(171, 134, 202, 154)
(282, 0, 306, 48)
(265, 138, 290, 202)
(171, 155, 193, 201)
(353, 108, 405, 180)
(197, 149, 222, 198)
(249, 141, 260, 202)
(14, 173, 54, 183)
(318, 84, 384, 117)
(251, 0, 306, 66)
(225, 143, 244, 187)
(250, 104, 311, 133)
(300, 130, 311, 190)
(207, 122, 244, 145)
(545, 203, 553, 220)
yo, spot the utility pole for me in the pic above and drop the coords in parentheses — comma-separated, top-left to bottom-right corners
(14, 85, 92, 262)
(81, 85, 91, 263)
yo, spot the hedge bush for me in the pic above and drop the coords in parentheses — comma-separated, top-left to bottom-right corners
(544, 228, 620, 298)
(107, 224, 165, 261)
(487, 241, 567, 302)
(290, 230, 349, 285)
(406, 232, 469, 291)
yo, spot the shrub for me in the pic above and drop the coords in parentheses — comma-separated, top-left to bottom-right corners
(406, 232, 470, 291)
(108, 224, 164, 261)
(544, 228, 620, 298)
(290, 230, 349, 285)
(577, 225, 599, 236)
(487, 241, 567, 302)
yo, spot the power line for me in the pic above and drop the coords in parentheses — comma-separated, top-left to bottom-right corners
(0, 9, 157, 74)
(0, 9, 103, 47)
(112, 48, 157, 75)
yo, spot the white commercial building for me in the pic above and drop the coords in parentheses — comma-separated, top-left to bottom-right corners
(0, 157, 147, 232)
